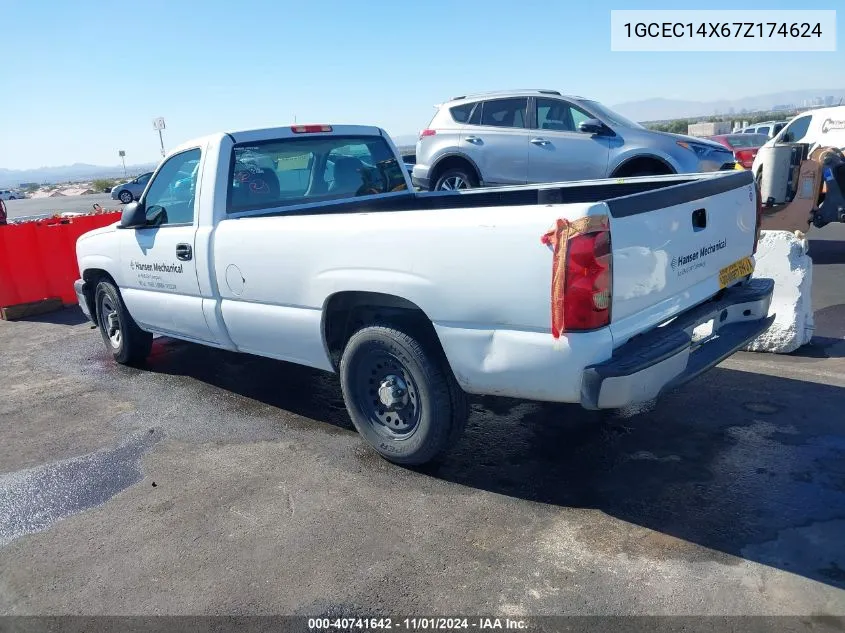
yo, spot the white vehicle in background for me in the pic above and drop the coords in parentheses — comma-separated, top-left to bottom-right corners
(739, 121, 786, 139)
(0, 189, 26, 200)
(751, 106, 845, 179)
(75, 123, 773, 466)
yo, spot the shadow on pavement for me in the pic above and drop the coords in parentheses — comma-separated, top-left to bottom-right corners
(18, 306, 90, 327)
(809, 239, 845, 265)
(142, 338, 845, 591)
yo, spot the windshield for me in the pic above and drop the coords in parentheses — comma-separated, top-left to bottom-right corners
(580, 100, 644, 129)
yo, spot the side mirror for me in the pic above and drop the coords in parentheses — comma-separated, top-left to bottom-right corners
(119, 201, 147, 229)
(146, 205, 167, 227)
(578, 118, 613, 136)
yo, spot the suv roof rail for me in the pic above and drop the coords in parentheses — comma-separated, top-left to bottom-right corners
(449, 88, 562, 101)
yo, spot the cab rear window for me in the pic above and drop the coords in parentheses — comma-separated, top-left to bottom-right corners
(227, 135, 407, 213)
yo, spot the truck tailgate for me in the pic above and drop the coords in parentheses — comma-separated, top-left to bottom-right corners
(607, 171, 759, 345)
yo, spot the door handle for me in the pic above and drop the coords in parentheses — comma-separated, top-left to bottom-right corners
(176, 243, 193, 261)
(530, 137, 551, 146)
(465, 136, 482, 143)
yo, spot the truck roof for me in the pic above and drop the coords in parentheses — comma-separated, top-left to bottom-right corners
(167, 124, 389, 158)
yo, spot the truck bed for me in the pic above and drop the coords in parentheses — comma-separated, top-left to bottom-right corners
(242, 171, 751, 219)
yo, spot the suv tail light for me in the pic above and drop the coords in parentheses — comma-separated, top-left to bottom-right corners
(542, 217, 612, 337)
(419, 129, 436, 139)
(753, 181, 763, 254)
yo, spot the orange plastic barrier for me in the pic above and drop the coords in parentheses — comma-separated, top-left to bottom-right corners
(0, 212, 122, 309)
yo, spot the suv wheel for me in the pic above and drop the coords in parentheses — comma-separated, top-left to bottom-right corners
(434, 167, 477, 191)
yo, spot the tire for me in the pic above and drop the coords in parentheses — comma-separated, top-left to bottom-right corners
(339, 325, 469, 465)
(94, 280, 152, 365)
(433, 167, 478, 191)
(118, 190, 134, 204)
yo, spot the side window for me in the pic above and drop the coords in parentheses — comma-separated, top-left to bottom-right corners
(227, 135, 408, 213)
(467, 102, 482, 125)
(142, 149, 201, 226)
(449, 103, 474, 123)
(536, 98, 593, 132)
(137, 173, 151, 185)
(781, 116, 812, 143)
(480, 98, 527, 129)
(757, 126, 770, 136)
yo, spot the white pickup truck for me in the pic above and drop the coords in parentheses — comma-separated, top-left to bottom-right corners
(75, 123, 774, 465)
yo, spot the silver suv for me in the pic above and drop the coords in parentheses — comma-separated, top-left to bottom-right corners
(412, 89, 736, 191)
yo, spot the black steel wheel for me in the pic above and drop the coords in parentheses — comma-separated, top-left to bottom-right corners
(339, 325, 468, 465)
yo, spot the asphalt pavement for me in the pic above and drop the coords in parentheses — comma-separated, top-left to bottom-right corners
(0, 225, 844, 618)
(3, 193, 120, 220)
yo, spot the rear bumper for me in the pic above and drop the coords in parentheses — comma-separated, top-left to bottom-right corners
(74, 279, 94, 323)
(411, 165, 431, 190)
(581, 277, 775, 409)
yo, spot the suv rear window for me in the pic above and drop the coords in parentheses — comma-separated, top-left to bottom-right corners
(227, 135, 408, 213)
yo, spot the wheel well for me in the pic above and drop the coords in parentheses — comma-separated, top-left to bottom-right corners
(611, 156, 675, 178)
(323, 291, 441, 370)
(82, 269, 116, 321)
(430, 155, 479, 187)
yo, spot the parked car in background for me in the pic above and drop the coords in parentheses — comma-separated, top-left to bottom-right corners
(738, 121, 786, 138)
(111, 172, 153, 204)
(751, 106, 845, 179)
(412, 89, 736, 191)
(0, 189, 25, 200)
(0, 199, 6, 224)
(707, 133, 769, 169)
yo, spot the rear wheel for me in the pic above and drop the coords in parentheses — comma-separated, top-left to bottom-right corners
(95, 280, 152, 365)
(434, 167, 478, 191)
(339, 325, 468, 465)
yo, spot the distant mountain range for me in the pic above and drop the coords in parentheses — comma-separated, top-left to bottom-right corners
(612, 89, 845, 122)
(0, 162, 159, 188)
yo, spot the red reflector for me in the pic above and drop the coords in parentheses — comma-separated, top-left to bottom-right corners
(419, 129, 436, 139)
(291, 124, 333, 133)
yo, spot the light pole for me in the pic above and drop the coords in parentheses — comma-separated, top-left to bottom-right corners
(152, 117, 166, 158)
(118, 150, 127, 178)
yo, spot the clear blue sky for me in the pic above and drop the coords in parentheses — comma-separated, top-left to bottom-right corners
(1, 0, 841, 169)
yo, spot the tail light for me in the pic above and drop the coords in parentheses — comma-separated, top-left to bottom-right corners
(542, 218, 612, 337)
(734, 149, 756, 168)
(753, 181, 763, 254)
(419, 129, 436, 139)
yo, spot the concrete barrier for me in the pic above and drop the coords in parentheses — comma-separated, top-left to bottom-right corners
(743, 230, 814, 354)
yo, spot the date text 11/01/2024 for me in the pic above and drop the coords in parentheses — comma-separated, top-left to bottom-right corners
(308, 617, 528, 630)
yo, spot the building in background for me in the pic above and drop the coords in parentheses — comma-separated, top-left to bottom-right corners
(687, 121, 732, 137)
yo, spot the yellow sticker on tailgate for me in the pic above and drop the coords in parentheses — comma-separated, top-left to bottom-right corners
(719, 256, 755, 288)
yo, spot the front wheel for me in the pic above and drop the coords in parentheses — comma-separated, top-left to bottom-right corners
(118, 190, 134, 204)
(339, 325, 468, 465)
(95, 280, 152, 365)
(434, 167, 477, 191)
